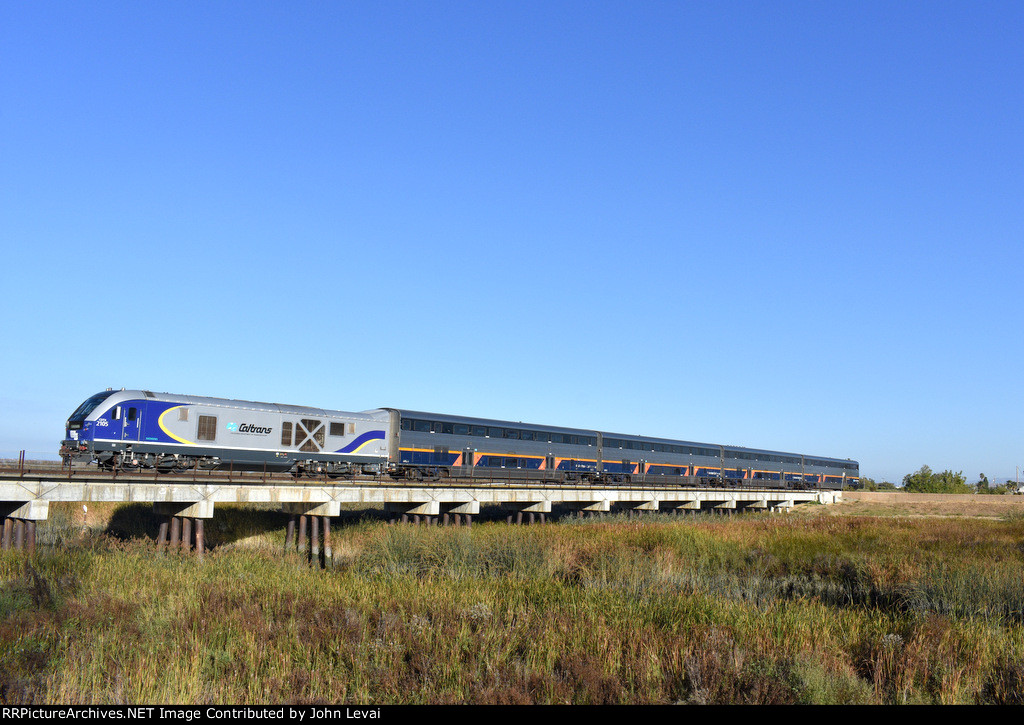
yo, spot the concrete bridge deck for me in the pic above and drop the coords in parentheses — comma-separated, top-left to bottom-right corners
(2, 475, 839, 518)
(0, 471, 840, 553)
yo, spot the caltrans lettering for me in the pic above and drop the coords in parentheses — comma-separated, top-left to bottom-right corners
(236, 423, 272, 435)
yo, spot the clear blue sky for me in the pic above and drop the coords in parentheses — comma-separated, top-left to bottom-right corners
(2, 2, 1022, 484)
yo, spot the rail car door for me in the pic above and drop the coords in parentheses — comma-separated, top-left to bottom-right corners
(121, 404, 142, 442)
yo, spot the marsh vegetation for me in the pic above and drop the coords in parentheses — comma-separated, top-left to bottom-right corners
(2, 502, 1023, 704)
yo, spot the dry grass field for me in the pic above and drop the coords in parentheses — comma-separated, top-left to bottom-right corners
(3, 494, 1024, 705)
(827, 491, 1024, 520)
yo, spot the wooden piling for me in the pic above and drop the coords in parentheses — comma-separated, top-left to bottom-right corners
(297, 515, 307, 554)
(169, 516, 181, 550)
(311, 515, 320, 565)
(323, 517, 332, 567)
(285, 515, 296, 550)
(195, 519, 205, 560)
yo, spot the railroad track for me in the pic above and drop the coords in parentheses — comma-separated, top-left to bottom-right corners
(0, 464, 825, 494)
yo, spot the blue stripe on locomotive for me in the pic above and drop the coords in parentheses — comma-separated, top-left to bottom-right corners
(336, 430, 385, 454)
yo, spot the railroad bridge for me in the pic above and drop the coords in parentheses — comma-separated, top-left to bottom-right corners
(0, 465, 840, 555)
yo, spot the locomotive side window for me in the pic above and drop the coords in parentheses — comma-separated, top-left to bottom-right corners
(197, 415, 217, 441)
(281, 422, 292, 446)
(297, 419, 324, 452)
(330, 422, 345, 437)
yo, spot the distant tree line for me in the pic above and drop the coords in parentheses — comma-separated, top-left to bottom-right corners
(851, 466, 1019, 494)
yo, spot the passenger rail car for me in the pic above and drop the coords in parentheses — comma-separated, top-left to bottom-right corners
(60, 390, 859, 489)
(392, 409, 858, 489)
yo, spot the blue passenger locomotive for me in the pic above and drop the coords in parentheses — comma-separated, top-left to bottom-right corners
(60, 389, 389, 476)
(61, 389, 859, 488)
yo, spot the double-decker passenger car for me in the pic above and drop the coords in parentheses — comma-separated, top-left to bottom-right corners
(61, 390, 858, 489)
(391, 409, 858, 489)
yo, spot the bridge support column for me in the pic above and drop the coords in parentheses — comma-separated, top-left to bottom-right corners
(154, 501, 215, 557)
(285, 515, 297, 549)
(169, 516, 181, 550)
(384, 502, 441, 527)
(664, 499, 701, 515)
(504, 500, 551, 524)
(297, 515, 307, 553)
(702, 498, 736, 514)
(441, 501, 480, 527)
(283, 502, 341, 567)
(181, 518, 193, 553)
(1, 501, 49, 553)
(621, 501, 659, 518)
(322, 517, 332, 564)
(311, 516, 320, 564)
(568, 500, 610, 520)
